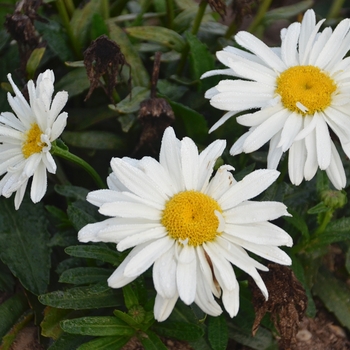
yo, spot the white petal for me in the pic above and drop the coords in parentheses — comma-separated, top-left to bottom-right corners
(50, 112, 68, 141)
(107, 244, 146, 288)
(48, 91, 68, 126)
(224, 201, 289, 224)
(267, 130, 283, 169)
(99, 201, 161, 220)
(30, 161, 47, 203)
(218, 169, 280, 210)
(110, 158, 167, 203)
(281, 22, 300, 66)
(117, 226, 167, 251)
(288, 139, 306, 186)
(277, 112, 303, 152)
(304, 128, 318, 181)
(237, 105, 282, 127)
(159, 127, 184, 191)
(180, 137, 199, 190)
(124, 237, 174, 277)
(235, 31, 286, 72)
(230, 128, 255, 156)
(209, 111, 237, 133)
(153, 247, 177, 299)
(154, 293, 178, 322)
(176, 245, 197, 305)
(326, 141, 346, 189)
(206, 165, 236, 200)
(198, 139, 226, 192)
(315, 114, 331, 169)
(204, 242, 237, 291)
(242, 108, 290, 153)
(224, 222, 293, 246)
(222, 284, 240, 318)
(315, 19, 350, 69)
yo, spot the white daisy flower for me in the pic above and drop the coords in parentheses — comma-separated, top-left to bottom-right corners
(78, 127, 292, 322)
(202, 9, 350, 189)
(0, 70, 68, 209)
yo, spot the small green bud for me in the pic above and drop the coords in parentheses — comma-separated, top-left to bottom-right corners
(320, 190, 347, 209)
(128, 305, 145, 324)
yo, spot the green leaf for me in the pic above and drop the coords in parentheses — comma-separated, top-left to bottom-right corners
(307, 202, 329, 214)
(0, 294, 28, 338)
(65, 245, 121, 265)
(290, 254, 316, 318)
(113, 310, 140, 329)
(77, 335, 131, 350)
(67, 201, 97, 231)
(55, 68, 90, 98)
(62, 131, 125, 150)
(41, 307, 73, 340)
(48, 333, 91, 350)
(26, 47, 46, 80)
(185, 32, 215, 91)
(207, 314, 228, 350)
(170, 100, 208, 143)
(70, 0, 104, 48)
(108, 24, 149, 87)
(55, 185, 89, 201)
(122, 284, 139, 310)
(38, 283, 122, 310)
(110, 86, 149, 114)
(125, 26, 186, 52)
(61, 316, 135, 337)
(283, 209, 309, 238)
(152, 321, 204, 341)
(306, 217, 350, 250)
(313, 267, 350, 330)
(0, 261, 15, 292)
(59, 267, 112, 285)
(138, 329, 167, 350)
(0, 197, 50, 295)
(35, 20, 74, 62)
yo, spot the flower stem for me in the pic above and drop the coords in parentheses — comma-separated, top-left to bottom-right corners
(177, 0, 207, 76)
(247, 0, 273, 33)
(56, 0, 82, 59)
(166, 0, 174, 29)
(313, 209, 333, 236)
(63, 0, 75, 18)
(51, 142, 106, 189)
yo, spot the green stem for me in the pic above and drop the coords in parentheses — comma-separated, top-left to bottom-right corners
(247, 0, 273, 33)
(225, 19, 238, 40)
(63, 0, 75, 18)
(313, 210, 334, 236)
(327, 0, 345, 19)
(101, 0, 110, 19)
(56, 0, 82, 58)
(177, 1, 207, 76)
(51, 142, 106, 189)
(166, 0, 174, 29)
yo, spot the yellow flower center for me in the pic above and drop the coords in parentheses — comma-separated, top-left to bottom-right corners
(22, 123, 46, 158)
(161, 190, 223, 246)
(275, 65, 336, 115)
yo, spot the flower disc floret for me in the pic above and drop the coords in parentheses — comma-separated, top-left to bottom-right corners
(276, 66, 336, 115)
(161, 190, 222, 246)
(22, 123, 46, 158)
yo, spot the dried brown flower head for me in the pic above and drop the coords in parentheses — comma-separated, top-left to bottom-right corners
(83, 35, 131, 103)
(250, 264, 308, 349)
